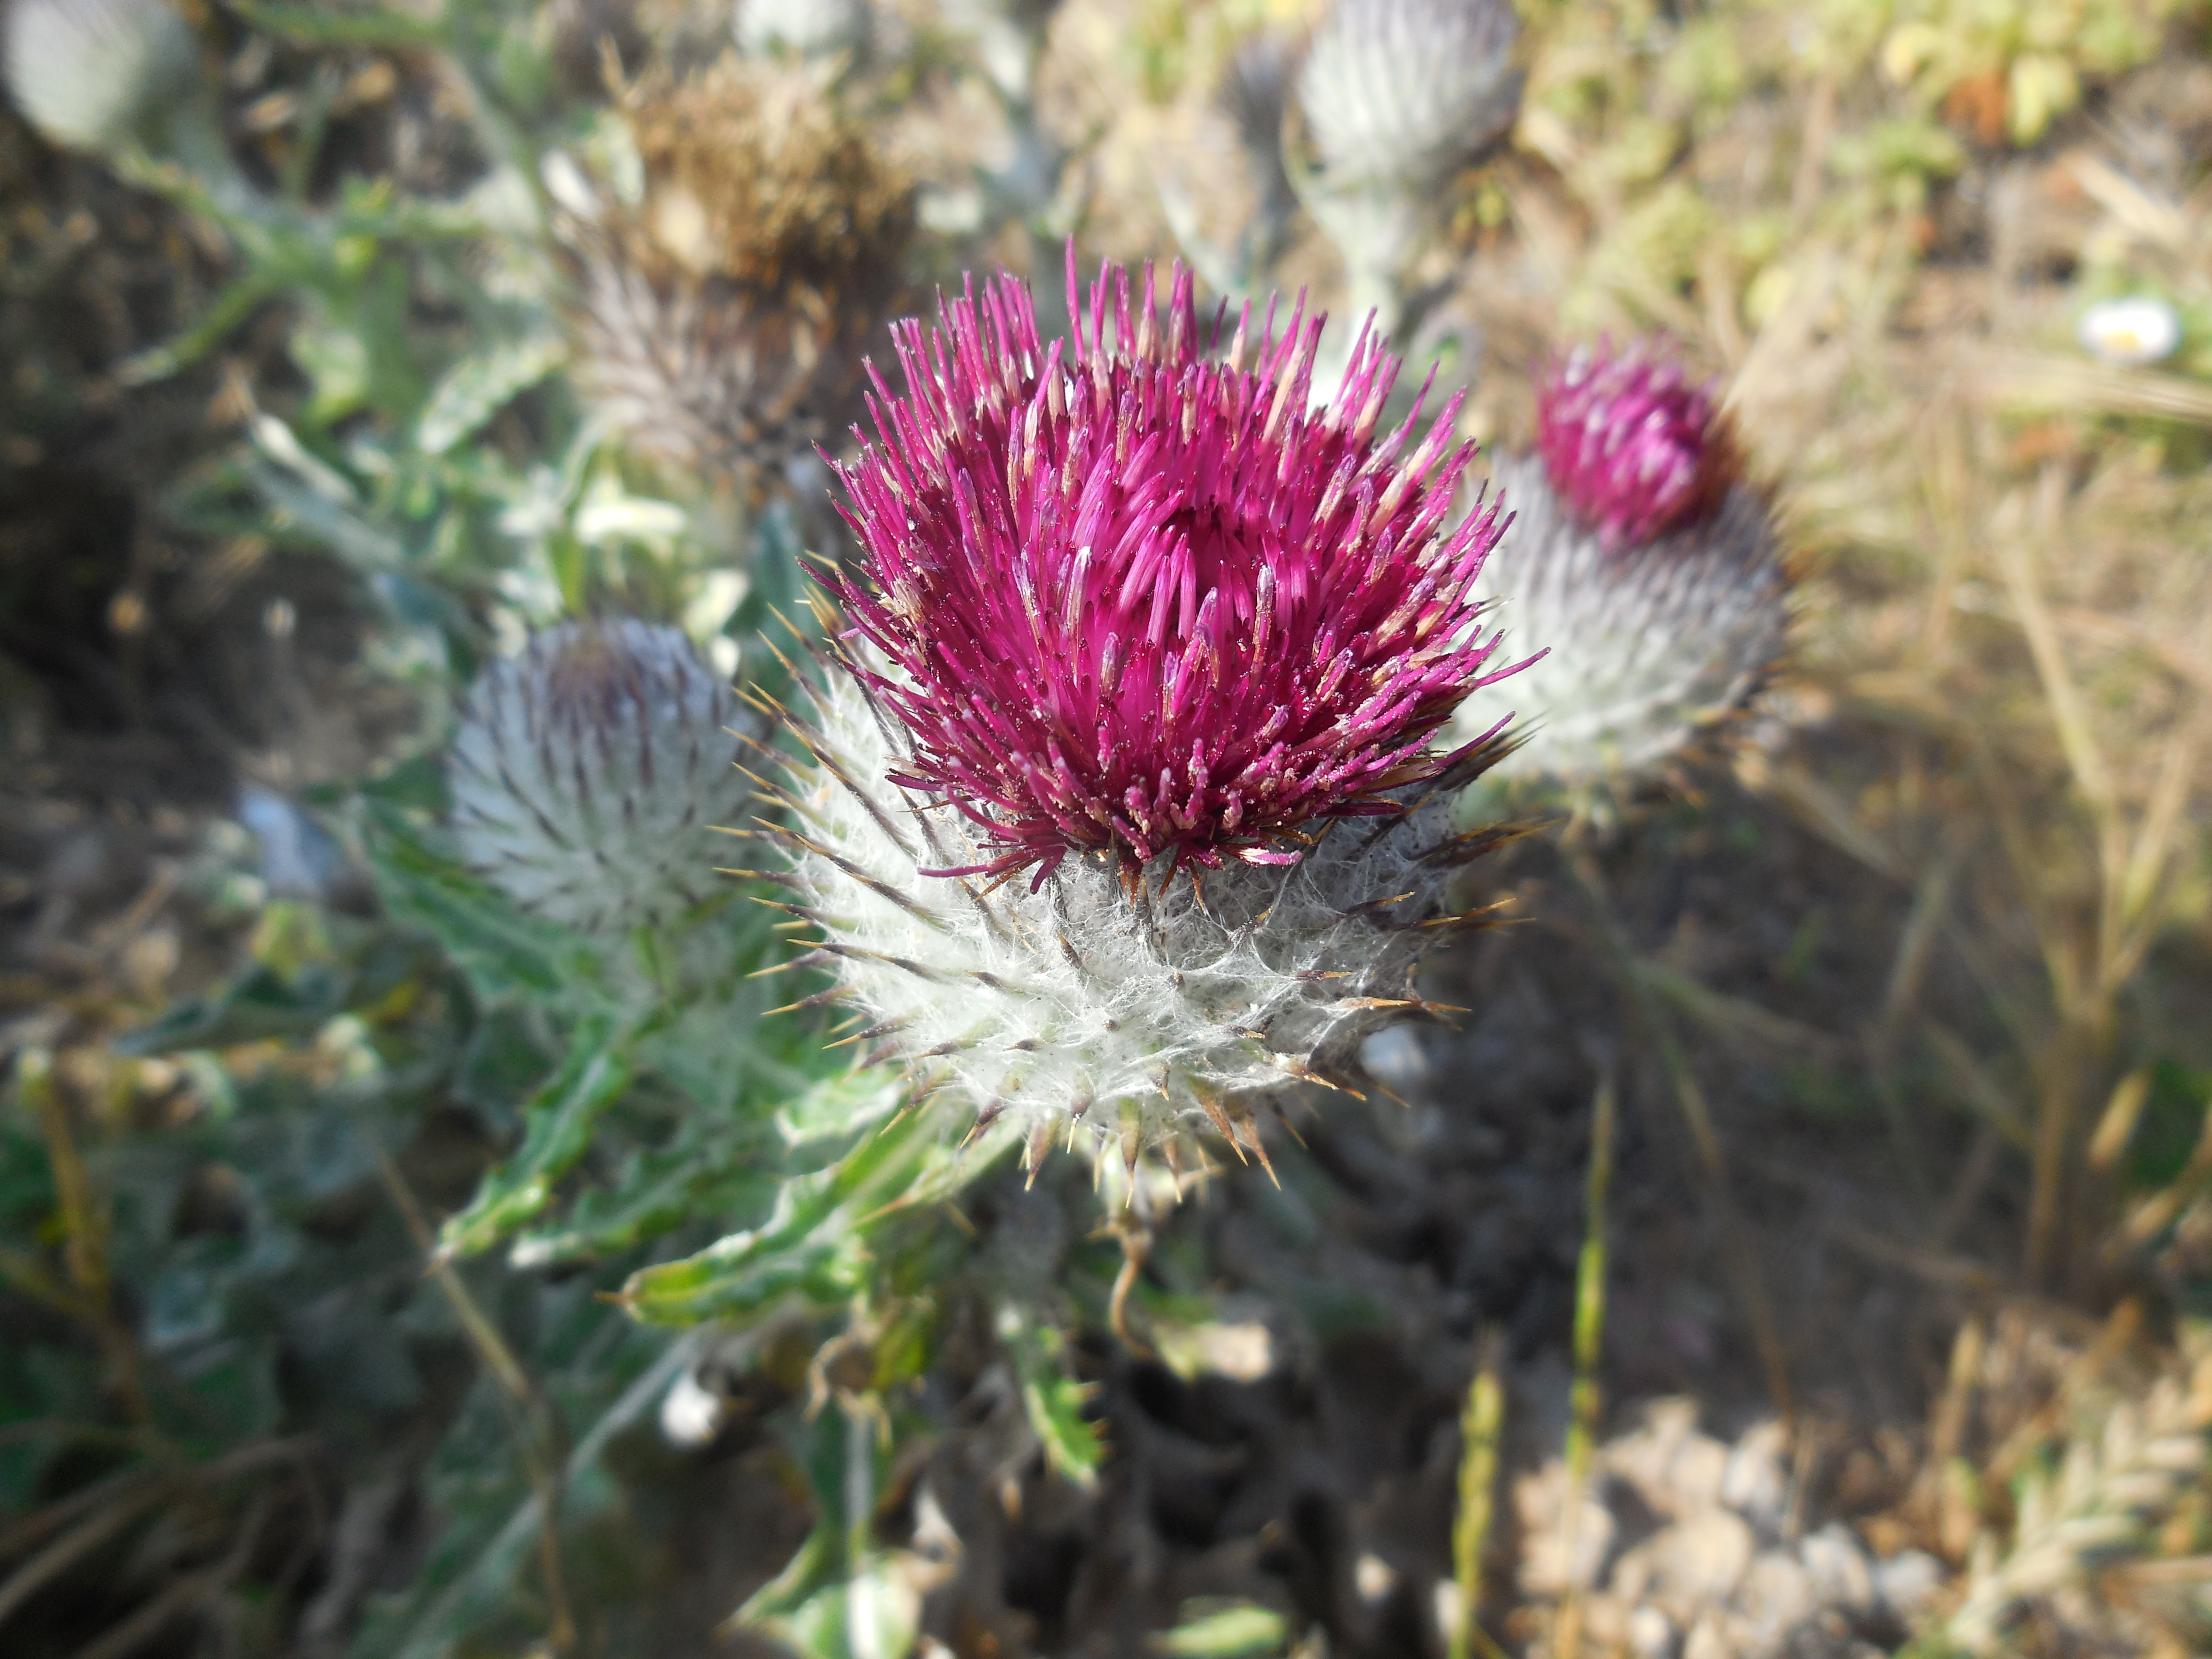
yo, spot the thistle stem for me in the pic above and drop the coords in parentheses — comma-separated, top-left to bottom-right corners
(1555, 1072, 1616, 1659)
(1447, 1332, 1508, 1659)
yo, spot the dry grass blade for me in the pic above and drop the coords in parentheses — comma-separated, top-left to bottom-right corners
(373, 1147, 576, 1653)
(2116, 1093, 2212, 1250)
(19, 1050, 145, 1420)
(1989, 471, 2117, 824)
(1731, 749, 1906, 883)
(0, 1486, 171, 1632)
(67, 1490, 270, 1659)
(2113, 691, 2212, 974)
(1563, 850, 1793, 1420)
(1971, 350, 2212, 425)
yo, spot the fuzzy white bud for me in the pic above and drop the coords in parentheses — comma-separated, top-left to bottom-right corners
(733, 0, 870, 60)
(767, 665, 1498, 1171)
(1294, 0, 1520, 189)
(1449, 454, 1790, 788)
(3, 0, 196, 154)
(448, 620, 757, 934)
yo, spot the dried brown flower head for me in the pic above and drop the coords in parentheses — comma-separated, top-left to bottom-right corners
(564, 55, 914, 482)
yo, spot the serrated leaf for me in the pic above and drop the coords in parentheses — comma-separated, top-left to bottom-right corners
(438, 1012, 640, 1260)
(1000, 1304, 1103, 1489)
(1022, 1367, 1104, 1490)
(619, 1082, 940, 1327)
(360, 802, 593, 1002)
(416, 332, 567, 456)
(118, 923, 442, 1057)
(352, 1297, 690, 1659)
(507, 1126, 778, 1268)
(1157, 1603, 1287, 1658)
(751, 1560, 921, 1659)
(118, 963, 348, 1054)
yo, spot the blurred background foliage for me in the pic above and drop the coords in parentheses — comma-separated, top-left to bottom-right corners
(2, 0, 2212, 1657)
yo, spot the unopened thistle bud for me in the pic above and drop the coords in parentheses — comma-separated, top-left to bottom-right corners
(1292, 0, 1521, 191)
(563, 55, 913, 481)
(4, 0, 196, 155)
(1449, 341, 1789, 788)
(761, 255, 1519, 1171)
(449, 621, 757, 934)
(734, 0, 871, 61)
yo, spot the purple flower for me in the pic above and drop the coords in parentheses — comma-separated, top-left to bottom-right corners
(828, 252, 1513, 889)
(1535, 341, 1741, 551)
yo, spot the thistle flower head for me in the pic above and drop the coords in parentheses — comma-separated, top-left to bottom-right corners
(766, 254, 1520, 1169)
(1293, 0, 1521, 187)
(4, 0, 196, 155)
(562, 55, 913, 478)
(1535, 340, 1740, 551)
(449, 621, 757, 933)
(828, 253, 1512, 890)
(1447, 450, 1789, 788)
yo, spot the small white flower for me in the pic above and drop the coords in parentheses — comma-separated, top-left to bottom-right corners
(1448, 455, 1790, 789)
(3, 0, 196, 154)
(2077, 295, 2180, 367)
(449, 621, 757, 934)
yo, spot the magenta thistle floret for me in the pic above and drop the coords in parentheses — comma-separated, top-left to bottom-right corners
(1536, 341, 1741, 551)
(828, 252, 1512, 889)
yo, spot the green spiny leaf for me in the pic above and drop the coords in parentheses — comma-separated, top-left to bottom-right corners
(437, 1012, 641, 1260)
(416, 331, 568, 456)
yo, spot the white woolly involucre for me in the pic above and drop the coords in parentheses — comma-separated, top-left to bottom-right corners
(449, 620, 757, 933)
(769, 667, 1501, 1167)
(1449, 454, 1790, 787)
(1295, 0, 1521, 188)
(734, 0, 870, 60)
(4, 0, 196, 153)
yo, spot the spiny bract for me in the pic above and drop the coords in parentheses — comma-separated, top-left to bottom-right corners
(450, 620, 757, 933)
(764, 253, 1520, 1168)
(765, 662, 1514, 1171)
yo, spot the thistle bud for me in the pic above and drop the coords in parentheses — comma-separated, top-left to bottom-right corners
(3, 0, 196, 155)
(1292, 0, 1520, 190)
(449, 621, 757, 934)
(734, 0, 870, 61)
(1449, 342, 1789, 788)
(765, 255, 1519, 1171)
